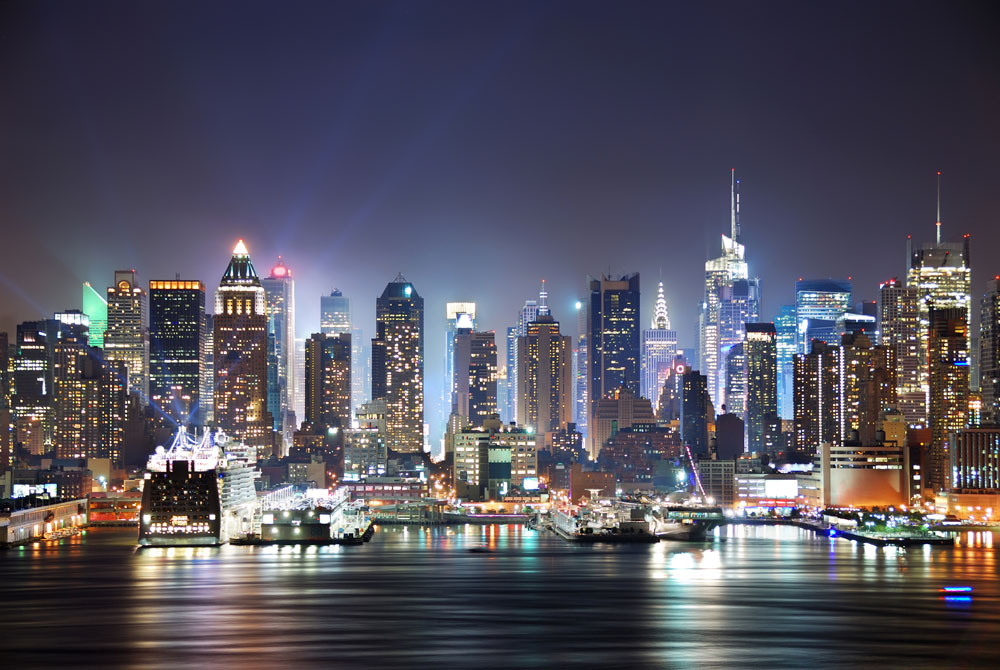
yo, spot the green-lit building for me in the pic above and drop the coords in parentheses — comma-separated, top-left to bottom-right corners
(82, 282, 108, 349)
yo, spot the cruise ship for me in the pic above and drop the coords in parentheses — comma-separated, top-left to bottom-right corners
(138, 428, 259, 546)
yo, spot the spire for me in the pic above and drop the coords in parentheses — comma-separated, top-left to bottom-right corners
(538, 279, 550, 316)
(730, 168, 741, 243)
(233, 239, 249, 256)
(653, 281, 670, 330)
(222, 240, 260, 284)
(936, 171, 942, 244)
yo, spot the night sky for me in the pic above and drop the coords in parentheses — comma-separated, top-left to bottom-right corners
(2, 1, 999, 432)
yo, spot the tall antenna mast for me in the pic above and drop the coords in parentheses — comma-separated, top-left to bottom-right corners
(935, 171, 942, 244)
(730, 168, 741, 243)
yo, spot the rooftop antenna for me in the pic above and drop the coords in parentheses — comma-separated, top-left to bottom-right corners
(936, 171, 942, 244)
(731, 168, 741, 243)
(538, 279, 550, 316)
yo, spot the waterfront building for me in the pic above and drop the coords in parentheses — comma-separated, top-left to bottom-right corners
(599, 423, 680, 485)
(213, 240, 273, 457)
(587, 272, 641, 455)
(744, 323, 778, 455)
(642, 282, 677, 408)
(817, 439, 909, 508)
(261, 258, 296, 447)
(795, 279, 852, 354)
(516, 314, 572, 436)
(81, 282, 108, 349)
(149, 279, 205, 426)
(775, 305, 796, 419)
(696, 459, 737, 507)
(453, 328, 497, 428)
(104, 270, 149, 400)
(453, 417, 537, 501)
(878, 278, 924, 425)
(371, 274, 424, 452)
(950, 426, 1000, 494)
(980, 278, 1000, 424)
(927, 307, 970, 492)
(304, 332, 351, 428)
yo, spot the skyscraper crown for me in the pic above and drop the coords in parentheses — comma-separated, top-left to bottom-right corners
(222, 239, 260, 285)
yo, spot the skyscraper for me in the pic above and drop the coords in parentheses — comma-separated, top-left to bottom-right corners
(11, 319, 58, 447)
(304, 332, 351, 428)
(453, 328, 497, 427)
(81, 282, 108, 349)
(642, 281, 677, 408)
(700, 171, 760, 410)
(213, 240, 273, 456)
(793, 340, 841, 453)
(839, 331, 896, 445)
(795, 279, 853, 354)
(516, 313, 572, 436)
(681, 369, 710, 456)
(744, 323, 777, 455)
(261, 258, 296, 448)
(878, 278, 923, 426)
(775, 305, 797, 419)
(444, 302, 476, 422)
(927, 307, 969, 492)
(319, 290, 365, 417)
(372, 274, 424, 452)
(320, 289, 351, 335)
(508, 292, 541, 422)
(573, 299, 588, 443)
(587, 272, 640, 454)
(980, 278, 1000, 424)
(203, 313, 214, 423)
(724, 342, 746, 416)
(105, 270, 149, 400)
(149, 279, 205, 426)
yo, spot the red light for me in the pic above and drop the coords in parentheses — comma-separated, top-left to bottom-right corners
(937, 171, 941, 176)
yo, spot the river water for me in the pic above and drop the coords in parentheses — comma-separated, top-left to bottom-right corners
(0, 524, 997, 669)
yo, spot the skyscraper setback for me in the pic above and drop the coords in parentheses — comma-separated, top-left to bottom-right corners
(213, 240, 273, 456)
(372, 274, 424, 452)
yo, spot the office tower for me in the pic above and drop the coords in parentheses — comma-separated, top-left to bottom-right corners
(724, 343, 746, 416)
(81, 282, 108, 349)
(444, 302, 476, 417)
(501, 326, 517, 424)
(745, 323, 778, 454)
(304, 332, 351, 428)
(202, 313, 214, 423)
(591, 388, 656, 459)
(878, 278, 924, 426)
(293, 337, 306, 426)
(52, 318, 127, 463)
(453, 329, 497, 427)
(681, 369, 710, 456)
(976, 278, 1000, 424)
(320, 289, 351, 335)
(261, 258, 296, 447)
(516, 314, 572, 436)
(795, 279, 852, 353)
(907, 180, 972, 398)
(213, 240, 273, 456)
(927, 307, 969, 492)
(508, 292, 541, 422)
(700, 171, 760, 409)
(839, 331, 896, 444)
(573, 300, 588, 443)
(104, 270, 149, 400)
(793, 340, 841, 453)
(775, 305, 796, 419)
(587, 272, 640, 454)
(11, 319, 58, 445)
(149, 279, 205, 426)
(642, 281, 678, 408)
(371, 274, 424, 452)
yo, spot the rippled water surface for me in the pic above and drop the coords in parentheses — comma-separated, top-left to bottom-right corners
(1, 525, 998, 669)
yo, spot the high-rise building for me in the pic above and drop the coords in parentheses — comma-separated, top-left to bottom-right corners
(793, 340, 841, 453)
(878, 278, 924, 426)
(149, 279, 205, 426)
(591, 388, 656, 460)
(927, 307, 969, 492)
(213, 240, 273, 456)
(516, 314, 572, 436)
(202, 313, 214, 424)
(104, 270, 149, 401)
(508, 291, 542, 422)
(978, 278, 1000, 424)
(642, 281, 677, 408)
(81, 282, 108, 349)
(745, 323, 777, 455)
(320, 289, 351, 335)
(839, 331, 896, 445)
(452, 329, 497, 428)
(795, 279, 852, 354)
(304, 332, 351, 428)
(501, 326, 517, 424)
(587, 272, 640, 454)
(372, 274, 424, 452)
(681, 369, 710, 456)
(573, 299, 588, 443)
(11, 319, 58, 446)
(261, 258, 296, 448)
(907, 181, 972, 401)
(724, 342, 746, 416)
(444, 302, 476, 423)
(700, 171, 760, 410)
(775, 305, 796, 419)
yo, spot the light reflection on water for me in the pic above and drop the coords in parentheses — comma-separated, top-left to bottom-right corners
(1, 524, 998, 669)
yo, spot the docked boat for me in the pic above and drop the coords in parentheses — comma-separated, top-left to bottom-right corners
(138, 428, 259, 547)
(550, 502, 658, 543)
(649, 505, 725, 541)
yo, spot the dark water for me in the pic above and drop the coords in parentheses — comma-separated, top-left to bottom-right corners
(1, 525, 998, 669)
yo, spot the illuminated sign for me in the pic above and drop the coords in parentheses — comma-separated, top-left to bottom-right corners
(170, 515, 189, 527)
